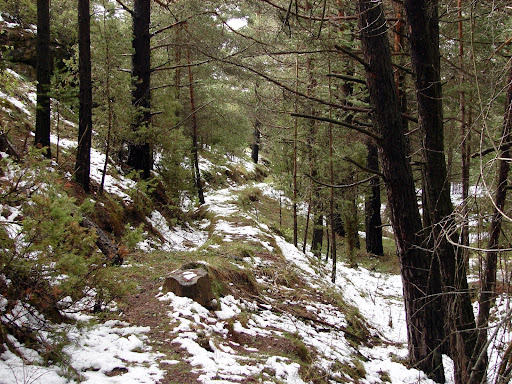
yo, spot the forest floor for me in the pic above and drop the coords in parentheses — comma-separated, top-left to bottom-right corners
(1, 66, 510, 384)
(0, 150, 456, 384)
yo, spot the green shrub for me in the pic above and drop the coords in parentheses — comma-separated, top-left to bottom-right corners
(0, 151, 127, 360)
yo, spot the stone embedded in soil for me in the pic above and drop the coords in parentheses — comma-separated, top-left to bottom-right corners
(163, 267, 214, 307)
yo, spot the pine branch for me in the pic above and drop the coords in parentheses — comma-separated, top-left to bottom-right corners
(334, 45, 370, 69)
(344, 156, 386, 180)
(151, 60, 212, 72)
(220, 58, 371, 113)
(291, 112, 381, 142)
(327, 73, 366, 84)
(151, 20, 186, 37)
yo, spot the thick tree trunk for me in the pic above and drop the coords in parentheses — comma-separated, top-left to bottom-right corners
(365, 141, 383, 256)
(392, 0, 409, 145)
(357, 0, 445, 381)
(293, 58, 299, 248)
(100, 9, 113, 195)
(251, 119, 261, 164)
(35, 0, 51, 158)
(75, 0, 92, 192)
(187, 46, 205, 205)
(128, 0, 152, 179)
(328, 58, 337, 282)
(404, 1, 478, 382)
(473, 64, 512, 383)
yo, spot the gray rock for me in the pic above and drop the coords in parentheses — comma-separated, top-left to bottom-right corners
(163, 267, 214, 307)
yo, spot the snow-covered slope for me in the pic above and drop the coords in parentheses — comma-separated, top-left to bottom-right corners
(1, 66, 510, 384)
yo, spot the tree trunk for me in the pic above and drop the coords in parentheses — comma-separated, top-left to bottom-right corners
(293, 57, 299, 248)
(128, 0, 152, 179)
(357, 0, 445, 381)
(392, 0, 411, 155)
(365, 141, 383, 256)
(35, 0, 51, 158)
(404, 1, 478, 382)
(251, 119, 261, 164)
(305, 50, 320, 256)
(458, 0, 470, 264)
(332, 209, 345, 237)
(473, 63, 512, 383)
(100, 8, 113, 195)
(311, 213, 323, 259)
(187, 46, 205, 205)
(328, 55, 337, 282)
(344, 185, 359, 263)
(75, 0, 92, 192)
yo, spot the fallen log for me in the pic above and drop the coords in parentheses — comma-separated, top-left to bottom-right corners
(81, 215, 123, 265)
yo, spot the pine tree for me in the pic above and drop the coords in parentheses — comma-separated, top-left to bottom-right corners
(75, 0, 92, 192)
(35, 0, 51, 157)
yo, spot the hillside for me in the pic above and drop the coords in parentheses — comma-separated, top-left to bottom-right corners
(0, 52, 511, 384)
(0, 66, 434, 384)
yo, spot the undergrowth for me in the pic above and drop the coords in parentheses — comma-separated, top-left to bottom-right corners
(0, 151, 130, 368)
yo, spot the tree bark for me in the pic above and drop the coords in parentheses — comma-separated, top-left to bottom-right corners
(357, 0, 444, 381)
(328, 54, 337, 282)
(332, 209, 345, 237)
(293, 57, 299, 247)
(35, 0, 51, 158)
(458, 0, 470, 263)
(187, 45, 205, 205)
(404, 1, 478, 382)
(365, 141, 383, 256)
(128, 0, 152, 179)
(311, 213, 323, 259)
(75, 0, 92, 192)
(100, 7, 113, 195)
(251, 119, 261, 164)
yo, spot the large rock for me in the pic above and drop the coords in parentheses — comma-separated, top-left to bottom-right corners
(163, 267, 214, 308)
(0, 22, 37, 68)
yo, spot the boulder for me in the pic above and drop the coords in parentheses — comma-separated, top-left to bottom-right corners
(163, 267, 214, 308)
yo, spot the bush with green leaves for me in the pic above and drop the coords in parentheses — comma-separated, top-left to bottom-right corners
(0, 151, 127, 343)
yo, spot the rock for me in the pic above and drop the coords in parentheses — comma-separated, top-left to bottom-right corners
(163, 267, 214, 307)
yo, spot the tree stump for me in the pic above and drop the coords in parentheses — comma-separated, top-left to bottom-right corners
(163, 268, 214, 307)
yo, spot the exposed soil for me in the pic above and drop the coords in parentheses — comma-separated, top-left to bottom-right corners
(120, 272, 202, 384)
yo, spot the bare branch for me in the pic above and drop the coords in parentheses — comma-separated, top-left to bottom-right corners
(305, 173, 377, 189)
(259, 0, 356, 22)
(151, 60, 212, 72)
(114, 0, 133, 15)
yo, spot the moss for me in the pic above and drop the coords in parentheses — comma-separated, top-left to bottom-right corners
(378, 370, 392, 382)
(284, 332, 313, 364)
(329, 358, 367, 382)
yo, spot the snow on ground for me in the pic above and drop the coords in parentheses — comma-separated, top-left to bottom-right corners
(0, 308, 164, 384)
(49, 136, 137, 202)
(155, 178, 445, 384)
(1, 69, 509, 383)
(146, 210, 208, 252)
